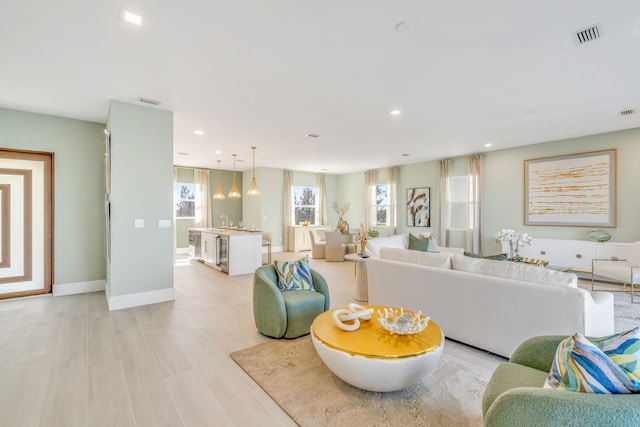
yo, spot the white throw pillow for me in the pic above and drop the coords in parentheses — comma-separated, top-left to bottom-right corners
(380, 247, 452, 269)
(451, 254, 577, 287)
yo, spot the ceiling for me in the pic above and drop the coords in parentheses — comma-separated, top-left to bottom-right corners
(1, 1, 639, 174)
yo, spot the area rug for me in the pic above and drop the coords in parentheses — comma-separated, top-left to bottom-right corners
(230, 336, 488, 426)
(613, 291, 640, 332)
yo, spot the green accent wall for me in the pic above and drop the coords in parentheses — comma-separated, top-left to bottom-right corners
(107, 101, 173, 296)
(0, 107, 105, 285)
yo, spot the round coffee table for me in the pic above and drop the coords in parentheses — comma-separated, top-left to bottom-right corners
(311, 305, 444, 392)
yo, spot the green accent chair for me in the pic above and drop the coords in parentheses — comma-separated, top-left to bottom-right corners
(483, 335, 640, 427)
(253, 264, 330, 339)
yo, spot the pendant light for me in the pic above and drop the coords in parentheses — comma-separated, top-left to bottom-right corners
(213, 160, 226, 200)
(246, 146, 262, 196)
(228, 154, 241, 198)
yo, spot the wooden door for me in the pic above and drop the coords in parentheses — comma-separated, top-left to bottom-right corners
(0, 148, 53, 299)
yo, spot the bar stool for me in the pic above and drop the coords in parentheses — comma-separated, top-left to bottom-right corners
(262, 232, 272, 265)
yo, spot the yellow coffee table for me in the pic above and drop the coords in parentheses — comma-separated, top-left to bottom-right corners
(311, 305, 444, 392)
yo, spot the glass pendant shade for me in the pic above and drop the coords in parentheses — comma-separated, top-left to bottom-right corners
(213, 160, 226, 199)
(228, 154, 242, 198)
(246, 146, 261, 196)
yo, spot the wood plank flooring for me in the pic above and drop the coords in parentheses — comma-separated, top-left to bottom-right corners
(0, 252, 506, 427)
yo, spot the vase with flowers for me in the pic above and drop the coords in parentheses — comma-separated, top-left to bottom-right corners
(495, 229, 532, 261)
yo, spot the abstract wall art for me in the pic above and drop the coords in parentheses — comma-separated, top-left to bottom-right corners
(524, 149, 616, 227)
(407, 187, 430, 227)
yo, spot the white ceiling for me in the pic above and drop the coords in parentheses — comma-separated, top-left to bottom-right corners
(1, 1, 639, 174)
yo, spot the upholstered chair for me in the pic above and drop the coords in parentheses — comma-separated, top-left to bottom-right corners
(592, 241, 640, 303)
(253, 264, 330, 339)
(483, 335, 640, 426)
(309, 229, 326, 259)
(325, 231, 347, 262)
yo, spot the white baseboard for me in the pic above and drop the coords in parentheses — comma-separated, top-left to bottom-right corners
(176, 247, 189, 254)
(272, 245, 284, 253)
(53, 279, 105, 297)
(107, 287, 176, 311)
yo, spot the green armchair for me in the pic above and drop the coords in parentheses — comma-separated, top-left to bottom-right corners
(483, 335, 640, 427)
(253, 264, 330, 339)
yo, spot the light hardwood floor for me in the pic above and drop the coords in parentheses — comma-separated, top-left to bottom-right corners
(0, 252, 506, 427)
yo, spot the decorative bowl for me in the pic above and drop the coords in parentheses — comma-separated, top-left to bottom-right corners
(377, 307, 429, 335)
(588, 230, 611, 242)
(300, 221, 310, 226)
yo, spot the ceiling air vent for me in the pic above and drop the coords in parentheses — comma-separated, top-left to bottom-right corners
(572, 24, 602, 45)
(137, 97, 162, 105)
(620, 109, 635, 116)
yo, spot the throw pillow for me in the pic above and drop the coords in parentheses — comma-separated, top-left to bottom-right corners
(408, 233, 429, 251)
(464, 251, 507, 261)
(419, 233, 439, 252)
(273, 256, 315, 291)
(544, 327, 640, 393)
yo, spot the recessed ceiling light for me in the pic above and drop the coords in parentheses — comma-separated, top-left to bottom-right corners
(390, 110, 402, 116)
(121, 10, 143, 26)
(484, 143, 493, 148)
(401, 153, 411, 157)
(306, 133, 320, 138)
(194, 130, 204, 135)
(215, 150, 222, 154)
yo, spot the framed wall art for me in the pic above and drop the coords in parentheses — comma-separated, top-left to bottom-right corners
(407, 187, 430, 227)
(524, 149, 616, 227)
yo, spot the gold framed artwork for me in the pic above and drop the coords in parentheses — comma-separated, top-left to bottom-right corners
(407, 187, 430, 227)
(524, 149, 616, 227)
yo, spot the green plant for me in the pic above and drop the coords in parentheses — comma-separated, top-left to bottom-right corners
(367, 228, 380, 238)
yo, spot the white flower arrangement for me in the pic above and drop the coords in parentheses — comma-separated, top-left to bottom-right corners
(495, 229, 532, 260)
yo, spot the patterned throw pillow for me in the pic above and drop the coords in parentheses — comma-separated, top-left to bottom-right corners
(544, 327, 640, 393)
(273, 256, 315, 291)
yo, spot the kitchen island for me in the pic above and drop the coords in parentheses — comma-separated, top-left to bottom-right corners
(188, 228, 262, 276)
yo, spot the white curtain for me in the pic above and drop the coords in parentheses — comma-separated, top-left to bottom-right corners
(283, 170, 293, 251)
(468, 154, 484, 254)
(317, 173, 327, 225)
(364, 170, 376, 231)
(438, 160, 451, 247)
(388, 167, 398, 235)
(194, 169, 211, 228)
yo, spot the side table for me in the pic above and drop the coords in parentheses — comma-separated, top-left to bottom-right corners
(344, 253, 369, 302)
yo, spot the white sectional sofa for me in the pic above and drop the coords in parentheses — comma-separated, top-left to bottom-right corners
(368, 247, 614, 358)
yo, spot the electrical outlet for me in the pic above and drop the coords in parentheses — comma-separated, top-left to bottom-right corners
(135, 219, 144, 228)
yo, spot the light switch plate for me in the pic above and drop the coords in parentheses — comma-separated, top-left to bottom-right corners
(159, 220, 171, 228)
(135, 219, 144, 228)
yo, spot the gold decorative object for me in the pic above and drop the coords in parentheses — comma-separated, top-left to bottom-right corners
(358, 223, 367, 255)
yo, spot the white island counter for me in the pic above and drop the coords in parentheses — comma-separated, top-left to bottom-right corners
(189, 228, 262, 276)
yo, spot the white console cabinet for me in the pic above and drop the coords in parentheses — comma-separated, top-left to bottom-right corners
(502, 238, 631, 273)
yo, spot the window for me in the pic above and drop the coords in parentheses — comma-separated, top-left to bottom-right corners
(292, 186, 318, 225)
(176, 183, 195, 218)
(374, 184, 390, 226)
(446, 175, 475, 230)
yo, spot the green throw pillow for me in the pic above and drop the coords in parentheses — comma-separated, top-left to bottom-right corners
(273, 256, 315, 291)
(408, 233, 429, 251)
(464, 251, 507, 261)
